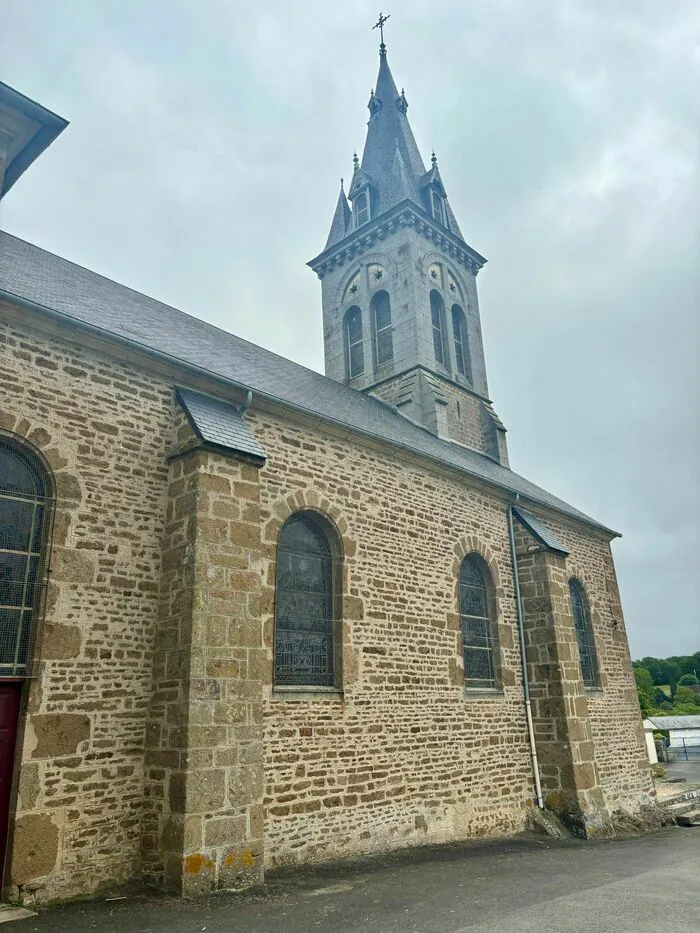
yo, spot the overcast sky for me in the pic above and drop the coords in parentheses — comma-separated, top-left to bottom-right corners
(1, 1, 698, 659)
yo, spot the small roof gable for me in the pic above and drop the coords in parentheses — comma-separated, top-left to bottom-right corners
(176, 387, 267, 463)
(513, 506, 569, 555)
(324, 182, 353, 250)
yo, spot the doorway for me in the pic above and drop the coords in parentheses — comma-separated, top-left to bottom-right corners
(0, 684, 21, 883)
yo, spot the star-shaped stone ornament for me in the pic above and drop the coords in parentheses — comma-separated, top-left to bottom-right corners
(431, 269, 438, 280)
(374, 270, 383, 280)
(350, 284, 358, 294)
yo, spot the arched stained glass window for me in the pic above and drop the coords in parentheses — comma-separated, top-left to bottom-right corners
(372, 290, 393, 366)
(569, 579, 599, 688)
(345, 307, 364, 379)
(430, 290, 447, 366)
(459, 555, 499, 689)
(0, 436, 52, 677)
(451, 304, 471, 381)
(274, 512, 341, 687)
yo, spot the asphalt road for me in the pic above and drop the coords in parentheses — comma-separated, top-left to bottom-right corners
(664, 757, 700, 784)
(11, 828, 700, 933)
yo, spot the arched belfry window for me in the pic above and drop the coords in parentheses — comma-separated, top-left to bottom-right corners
(451, 305, 471, 380)
(371, 290, 393, 366)
(459, 555, 499, 690)
(345, 307, 364, 379)
(569, 579, 599, 688)
(274, 511, 342, 688)
(430, 290, 447, 367)
(0, 436, 53, 677)
(430, 190, 446, 226)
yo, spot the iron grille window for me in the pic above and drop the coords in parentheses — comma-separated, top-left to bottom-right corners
(345, 307, 365, 378)
(430, 291, 446, 366)
(372, 291, 393, 366)
(569, 579, 599, 688)
(451, 304, 471, 380)
(0, 437, 51, 678)
(274, 513, 338, 687)
(460, 555, 498, 689)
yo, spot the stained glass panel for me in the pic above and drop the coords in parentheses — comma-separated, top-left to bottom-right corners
(0, 438, 49, 677)
(275, 515, 335, 686)
(569, 579, 599, 687)
(459, 556, 497, 689)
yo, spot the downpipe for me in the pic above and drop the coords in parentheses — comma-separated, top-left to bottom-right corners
(507, 500, 544, 810)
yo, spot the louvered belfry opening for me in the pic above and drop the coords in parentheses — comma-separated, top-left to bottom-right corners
(0, 436, 54, 678)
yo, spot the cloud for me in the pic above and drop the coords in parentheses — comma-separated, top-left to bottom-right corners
(1, 0, 697, 656)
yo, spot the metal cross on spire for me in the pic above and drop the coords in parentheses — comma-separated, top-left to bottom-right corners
(373, 12, 390, 54)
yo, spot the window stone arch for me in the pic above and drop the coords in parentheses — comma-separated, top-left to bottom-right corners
(0, 433, 55, 677)
(568, 578, 600, 688)
(273, 510, 344, 688)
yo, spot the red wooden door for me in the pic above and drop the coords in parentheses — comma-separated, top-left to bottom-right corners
(0, 685, 20, 876)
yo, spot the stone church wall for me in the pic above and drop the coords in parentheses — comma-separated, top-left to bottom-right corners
(0, 303, 171, 902)
(250, 410, 533, 867)
(0, 300, 652, 900)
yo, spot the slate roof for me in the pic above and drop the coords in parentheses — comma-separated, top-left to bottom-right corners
(644, 716, 700, 731)
(324, 182, 352, 250)
(0, 231, 616, 535)
(324, 52, 465, 250)
(513, 507, 569, 556)
(175, 387, 267, 463)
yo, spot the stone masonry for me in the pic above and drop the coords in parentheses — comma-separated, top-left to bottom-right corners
(0, 298, 654, 902)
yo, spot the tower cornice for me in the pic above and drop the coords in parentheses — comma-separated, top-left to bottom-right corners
(307, 199, 487, 280)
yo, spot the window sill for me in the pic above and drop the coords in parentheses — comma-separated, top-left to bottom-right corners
(464, 687, 504, 701)
(585, 686, 604, 699)
(271, 686, 343, 702)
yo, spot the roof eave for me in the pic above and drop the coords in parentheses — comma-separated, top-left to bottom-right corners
(307, 199, 487, 277)
(0, 81, 68, 199)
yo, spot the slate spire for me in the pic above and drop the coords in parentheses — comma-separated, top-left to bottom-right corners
(319, 38, 467, 254)
(359, 50, 426, 216)
(324, 178, 352, 250)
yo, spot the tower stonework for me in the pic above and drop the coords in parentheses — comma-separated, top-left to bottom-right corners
(308, 47, 509, 466)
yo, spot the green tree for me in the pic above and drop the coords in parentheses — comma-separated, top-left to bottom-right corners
(674, 686, 700, 707)
(634, 667, 654, 693)
(678, 673, 699, 687)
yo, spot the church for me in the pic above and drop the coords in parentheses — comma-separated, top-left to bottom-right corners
(0, 33, 655, 905)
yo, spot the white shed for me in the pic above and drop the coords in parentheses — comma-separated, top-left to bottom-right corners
(643, 715, 700, 762)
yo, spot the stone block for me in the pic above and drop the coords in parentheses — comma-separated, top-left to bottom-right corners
(10, 814, 59, 884)
(187, 769, 226, 813)
(31, 714, 91, 759)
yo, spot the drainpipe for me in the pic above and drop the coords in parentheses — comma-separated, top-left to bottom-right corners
(507, 499, 544, 810)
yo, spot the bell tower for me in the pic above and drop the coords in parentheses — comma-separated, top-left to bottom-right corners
(308, 30, 508, 466)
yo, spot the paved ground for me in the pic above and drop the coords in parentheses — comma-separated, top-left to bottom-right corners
(9, 828, 700, 932)
(664, 756, 700, 784)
